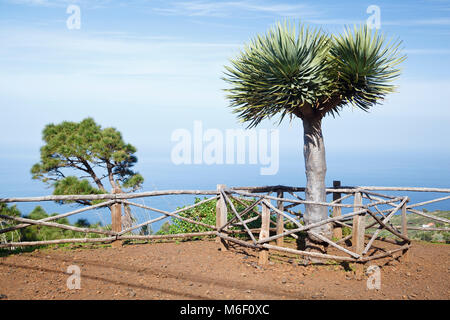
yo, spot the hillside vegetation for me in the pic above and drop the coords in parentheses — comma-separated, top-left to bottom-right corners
(368, 210, 450, 243)
(0, 204, 104, 246)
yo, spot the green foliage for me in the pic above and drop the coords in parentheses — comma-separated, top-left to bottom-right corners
(328, 25, 404, 112)
(158, 221, 171, 234)
(0, 203, 21, 217)
(156, 197, 264, 239)
(0, 204, 110, 256)
(19, 206, 103, 242)
(416, 231, 432, 242)
(53, 176, 105, 205)
(415, 230, 450, 243)
(122, 173, 144, 189)
(342, 226, 352, 237)
(139, 224, 152, 236)
(156, 198, 218, 236)
(375, 210, 449, 243)
(0, 203, 22, 242)
(285, 220, 302, 229)
(223, 22, 332, 127)
(74, 218, 91, 228)
(223, 21, 405, 127)
(31, 118, 144, 205)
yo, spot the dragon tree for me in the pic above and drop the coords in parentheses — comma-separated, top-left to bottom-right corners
(223, 22, 405, 249)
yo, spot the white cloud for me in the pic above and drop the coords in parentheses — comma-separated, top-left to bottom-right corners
(6, 0, 113, 8)
(404, 49, 450, 55)
(154, 0, 319, 18)
(0, 27, 240, 76)
(7, 0, 58, 6)
(0, 27, 235, 109)
(0, 27, 239, 54)
(383, 18, 450, 27)
(306, 18, 364, 26)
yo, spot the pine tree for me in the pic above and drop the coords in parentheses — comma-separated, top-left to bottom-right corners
(31, 118, 144, 228)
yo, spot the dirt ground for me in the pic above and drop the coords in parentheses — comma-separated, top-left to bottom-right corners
(0, 239, 449, 300)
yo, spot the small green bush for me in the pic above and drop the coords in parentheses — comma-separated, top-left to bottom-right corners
(1, 204, 104, 245)
(19, 206, 103, 242)
(0, 203, 21, 242)
(156, 197, 270, 239)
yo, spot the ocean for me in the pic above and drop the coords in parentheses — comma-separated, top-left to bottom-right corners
(1, 148, 449, 232)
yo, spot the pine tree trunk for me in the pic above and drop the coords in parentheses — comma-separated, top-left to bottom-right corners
(122, 204, 136, 231)
(302, 117, 332, 241)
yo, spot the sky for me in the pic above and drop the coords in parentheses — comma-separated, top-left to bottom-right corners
(1, 0, 450, 217)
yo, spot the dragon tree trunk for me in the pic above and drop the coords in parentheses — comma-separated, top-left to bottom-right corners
(302, 117, 332, 241)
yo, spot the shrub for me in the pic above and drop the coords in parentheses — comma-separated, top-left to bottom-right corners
(156, 197, 271, 239)
(18, 206, 102, 242)
(0, 203, 22, 242)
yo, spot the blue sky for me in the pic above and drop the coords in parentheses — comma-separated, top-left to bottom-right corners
(1, 0, 450, 195)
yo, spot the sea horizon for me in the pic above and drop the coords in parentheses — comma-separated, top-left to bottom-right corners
(2, 147, 449, 232)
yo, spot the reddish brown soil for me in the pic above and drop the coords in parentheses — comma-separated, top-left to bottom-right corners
(0, 239, 449, 300)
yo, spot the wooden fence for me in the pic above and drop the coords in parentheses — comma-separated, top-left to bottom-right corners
(1, 182, 449, 266)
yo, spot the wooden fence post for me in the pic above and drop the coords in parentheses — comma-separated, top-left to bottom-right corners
(332, 180, 342, 240)
(276, 190, 284, 247)
(352, 191, 365, 276)
(111, 187, 122, 248)
(401, 198, 410, 261)
(258, 202, 270, 265)
(216, 184, 228, 251)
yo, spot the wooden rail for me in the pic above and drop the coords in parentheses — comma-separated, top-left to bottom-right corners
(1, 183, 449, 266)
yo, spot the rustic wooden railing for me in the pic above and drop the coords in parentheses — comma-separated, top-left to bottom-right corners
(0, 183, 448, 266)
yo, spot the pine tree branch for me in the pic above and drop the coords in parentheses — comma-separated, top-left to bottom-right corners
(78, 158, 106, 192)
(103, 159, 119, 190)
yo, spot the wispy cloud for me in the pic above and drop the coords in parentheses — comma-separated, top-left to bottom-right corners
(0, 27, 233, 112)
(7, 0, 59, 6)
(404, 48, 450, 55)
(154, 0, 320, 18)
(0, 27, 240, 52)
(6, 0, 113, 8)
(383, 18, 450, 27)
(0, 27, 240, 80)
(305, 18, 364, 26)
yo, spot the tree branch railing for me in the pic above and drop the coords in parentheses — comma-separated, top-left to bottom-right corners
(1, 183, 448, 266)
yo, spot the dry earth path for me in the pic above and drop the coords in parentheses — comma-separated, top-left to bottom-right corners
(0, 239, 448, 300)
